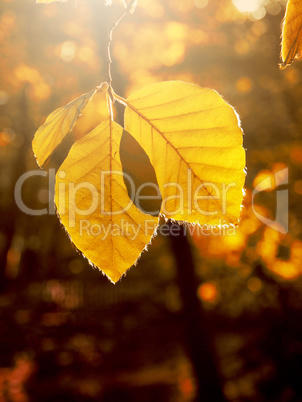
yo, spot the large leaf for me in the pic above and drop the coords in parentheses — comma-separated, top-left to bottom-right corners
(55, 119, 158, 283)
(280, 0, 302, 69)
(33, 89, 95, 167)
(123, 81, 245, 225)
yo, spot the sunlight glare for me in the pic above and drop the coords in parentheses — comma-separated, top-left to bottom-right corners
(233, 0, 261, 13)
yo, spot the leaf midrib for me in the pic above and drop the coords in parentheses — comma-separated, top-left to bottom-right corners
(125, 101, 223, 210)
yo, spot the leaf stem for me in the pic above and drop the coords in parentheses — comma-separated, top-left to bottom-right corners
(106, 90, 114, 120)
(111, 90, 127, 107)
(107, 0, 136, 102)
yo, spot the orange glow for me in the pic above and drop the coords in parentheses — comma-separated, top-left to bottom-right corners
(290, 145, 302, 165)
(235, 39, 250, 55)
(253, 170, 276, 191)
(0, 354, 35, 401)
(291, 240, 302, 261)
(165, 21, 188, 41)
(257, 228, 302, 281)
(294, 180, 302, 195)
(240, 218, 260, 235)
(247, 277, 263, 292)
(223, 232, 246, 250)
(257, 228, 279, 265)
(179, 377, 195, 399)
(285, 68, 300, 84)
(77, 45, 97, 67)
(236, 76, 253, 93)
(0, 90, 8, 105)
(14, 63, 41, 84)
(41, 312, 69, 326)
(0, 0, 301, 400)
(0, 10, 16, 37)
(271, 260, 301, 280)
(271, 162, 288, 173)
(162, 42, 186, 67)
(5, 248, 21, 279)
(198, 283, 218, 302)
(0, 131, 12, 147)
(31, 81, 51, 101)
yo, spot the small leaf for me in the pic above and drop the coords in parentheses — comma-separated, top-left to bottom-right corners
(280, 0, 302, 69)
(55, 119, 158, 283)
(32, 89, 95, 167)
(124, 81, 245, 226)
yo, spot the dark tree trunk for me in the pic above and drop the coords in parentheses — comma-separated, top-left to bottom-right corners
(170, 224, 226, 402)
(0, 88, 30, 291)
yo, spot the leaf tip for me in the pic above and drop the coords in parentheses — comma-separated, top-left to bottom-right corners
(32, 138, 46, 168)
(279, 62, 288, 70)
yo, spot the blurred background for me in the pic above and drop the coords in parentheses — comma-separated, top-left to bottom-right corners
(1, 0, 302, 400)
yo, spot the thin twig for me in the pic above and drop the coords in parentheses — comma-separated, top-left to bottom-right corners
(107, 0, 136, 102)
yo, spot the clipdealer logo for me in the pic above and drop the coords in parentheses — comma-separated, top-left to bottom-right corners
(14, 167, 289, 235)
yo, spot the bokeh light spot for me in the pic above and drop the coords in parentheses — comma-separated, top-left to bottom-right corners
(290, 145, 302, 165)
(194, 0, 208, 9)
(266, 1, 282, 15)
(197, 283, 218, 302)
(247, 277, 263, 293)
(252, 6, 266, 20)
(253, 170, 275, 191)
(0, 90, 8, 105)
(60, 41, 76, 63)
(233, 0, 260, 13)
(236, 76, 253, 93)
(294, 180, 302, 195)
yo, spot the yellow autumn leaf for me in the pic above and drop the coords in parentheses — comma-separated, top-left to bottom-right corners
(55, 118, 158, 283)
(123, 81, 245, 226)
(280, 0, 302, 69)
(32, 89, 95, 167)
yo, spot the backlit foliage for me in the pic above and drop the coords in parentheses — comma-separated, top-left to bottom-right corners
(0, 0, 299, 285)
(29, 0, 302, 283)
(55, 118, 158, 283)
(33, 89, 96, 167)
(281, 0, 302, 68)
(123, 81, 245, 224)
(32, 1, 246, 282)
(1, 0, 302, 400)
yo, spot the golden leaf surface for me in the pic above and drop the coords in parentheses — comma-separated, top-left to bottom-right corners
(123, 81, 245, 225)
(55, 119, 158, 283)
(281, 0, 302, 69)
(32, 89, 95, 167)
